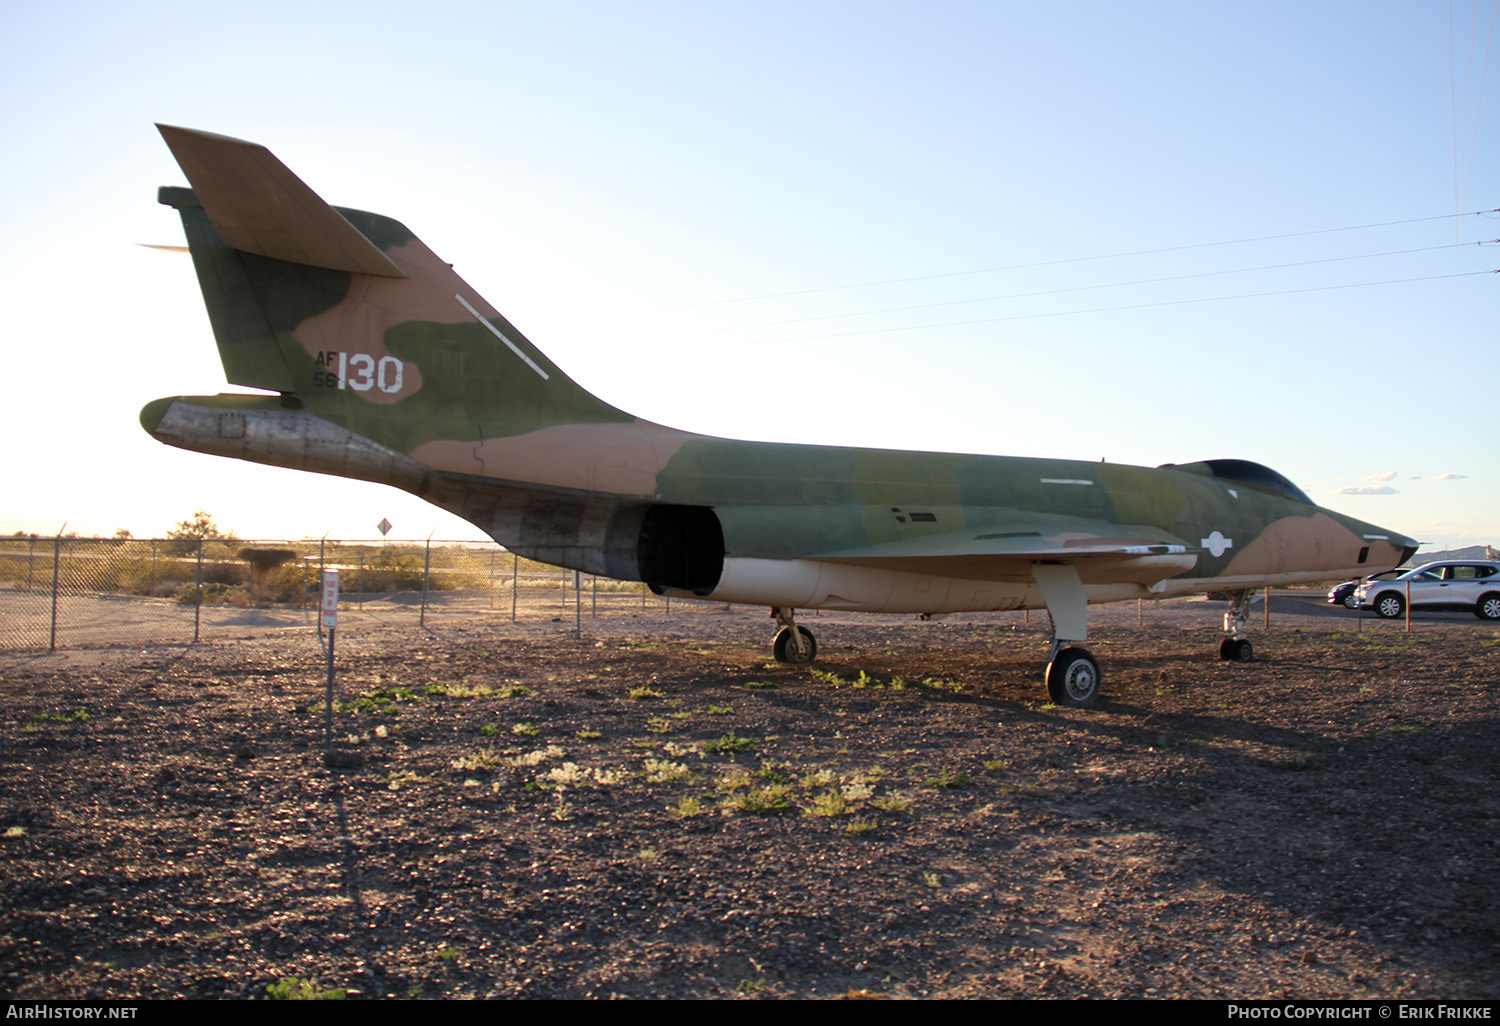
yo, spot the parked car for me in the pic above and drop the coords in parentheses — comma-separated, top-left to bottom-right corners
(1328, 571, 1403, 609)
(1355, 561, 1500, 620)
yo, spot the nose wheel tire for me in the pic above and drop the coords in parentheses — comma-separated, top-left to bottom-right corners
(1219, 638, 1254, 662)
(773, 626, 817, 664)
(1046, 647, 1101, 708)
(1374, 592, 1405, 619)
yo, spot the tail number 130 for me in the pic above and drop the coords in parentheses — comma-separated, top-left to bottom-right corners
(322, 353, 405, 394)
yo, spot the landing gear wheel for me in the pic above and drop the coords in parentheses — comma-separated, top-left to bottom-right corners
(1375, 592, 1405, 619)
(1219, 638, 1254, 662)
(1476, 593, 1500, 621)
(773, 626, 817, 664)
(1045, 647, 1101, 708)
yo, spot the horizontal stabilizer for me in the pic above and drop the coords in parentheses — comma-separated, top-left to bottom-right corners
(156, 124, 407, 278)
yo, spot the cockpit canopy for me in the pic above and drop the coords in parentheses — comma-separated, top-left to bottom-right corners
(1157, 458, 1314, 505)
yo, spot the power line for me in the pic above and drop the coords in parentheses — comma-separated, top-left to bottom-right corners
(723, 269, 1496, 348)
(674, 207, 1500, 309)
(703, 240, 1497, 334)
(1461, 0, 1497, 212)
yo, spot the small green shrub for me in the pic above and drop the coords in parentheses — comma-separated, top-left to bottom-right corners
(31, 709, 91, 724)
(704, 731, 756, 754)
(727, 785, 795, 815)
(265, 977, 345, 1000)
(922, 771, 970, 789)
(642, 758, 694, 784)
(668, 796, 705, 819)
(803, 790, 853, 818)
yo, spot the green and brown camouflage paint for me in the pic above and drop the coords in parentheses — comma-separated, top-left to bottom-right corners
(142, 126, 1416, 617)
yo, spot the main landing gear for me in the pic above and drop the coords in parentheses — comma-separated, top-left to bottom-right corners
(770, 607, 817, 664)
(1045, 640, 1101, 708)
(1033, 563, 1102, 708)
(1218, 589, 1255, 662)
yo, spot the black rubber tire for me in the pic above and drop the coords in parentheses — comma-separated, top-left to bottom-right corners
(1219, 638, 1254, 662)
(1374, 591, 1405, 620)
(1476, 593, 1500, 621)
(1342, 590, 1359, 610)
(1045, 647, 1101, 708)
(772, 626, 817, 664)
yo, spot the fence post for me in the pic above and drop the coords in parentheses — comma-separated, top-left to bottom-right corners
(28, 536, 35, 591)
(511, 551, 518, 622)
(193, 538, 203, 643)
(420, 535, 431, 627)
(150, 539, 157, 598)
(49, 533, 62, 651)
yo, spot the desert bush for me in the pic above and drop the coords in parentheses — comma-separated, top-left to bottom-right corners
(0, 557, 36, 587)
(364, 548, 427, 591)
(163, 510, 238, 557)
(201, 560, 245, 586)
(267, 561, 315, 602)
(175, 582, 250, 605)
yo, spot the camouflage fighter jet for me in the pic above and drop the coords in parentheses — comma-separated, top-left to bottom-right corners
(141, 125, 1418, 707)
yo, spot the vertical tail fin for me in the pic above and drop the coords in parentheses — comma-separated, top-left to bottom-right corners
(147, 126, 698, 581)
(154, 124, 632, 459)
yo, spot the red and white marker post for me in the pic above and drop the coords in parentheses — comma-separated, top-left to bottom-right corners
(320, 570, 339, 747)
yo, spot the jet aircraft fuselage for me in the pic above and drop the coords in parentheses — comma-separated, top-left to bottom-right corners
(140, 125, 1416, 706)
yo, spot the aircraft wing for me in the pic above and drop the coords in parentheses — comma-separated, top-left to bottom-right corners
(807, 521, 1196, 586)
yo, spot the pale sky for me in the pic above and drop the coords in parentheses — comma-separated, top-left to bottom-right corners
(1, 1, 1494, 552)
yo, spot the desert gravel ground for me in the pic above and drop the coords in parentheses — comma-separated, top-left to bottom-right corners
(1, 593, 1496, 999)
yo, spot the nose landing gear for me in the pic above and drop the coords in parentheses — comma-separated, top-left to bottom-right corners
(1219, 590, 1255, 661)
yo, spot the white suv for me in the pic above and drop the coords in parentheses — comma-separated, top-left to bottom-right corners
(1355, 561, 1500, 620)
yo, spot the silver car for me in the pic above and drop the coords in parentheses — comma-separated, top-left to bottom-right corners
(1356, 561, 1500, 620)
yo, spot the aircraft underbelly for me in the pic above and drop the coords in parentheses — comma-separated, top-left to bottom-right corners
(708, 557, 1149, 614)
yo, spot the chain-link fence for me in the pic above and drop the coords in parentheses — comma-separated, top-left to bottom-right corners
(6, 535, 1486, 654)
(0, 536, 697, 652)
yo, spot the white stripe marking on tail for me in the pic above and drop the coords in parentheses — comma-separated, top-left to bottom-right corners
(455, 294, 550, 381)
